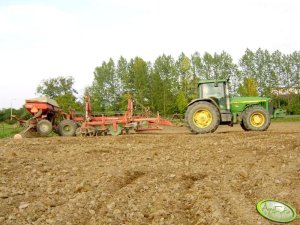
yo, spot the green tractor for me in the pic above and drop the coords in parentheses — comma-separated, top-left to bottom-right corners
(185, 79, 286, 134)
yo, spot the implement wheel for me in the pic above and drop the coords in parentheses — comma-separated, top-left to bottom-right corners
(75, 126, 96, 137)
(185, 101, 220, 134)
(37, 119, 52, 136)
(58, 120, 77, 136)
(242, 106, 270, 131)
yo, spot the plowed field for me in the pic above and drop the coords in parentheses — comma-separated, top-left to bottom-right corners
(0, 122, 299, 225)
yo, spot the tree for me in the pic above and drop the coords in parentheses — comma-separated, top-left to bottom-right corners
(36, 76, 77, 98)
(237, 78, 258, 96)
(90, 59, 121, 112)
(128, 57, 150, 110)
(176, 90, 188, 114)
(36, 76, 81, 111)
(190, 52, 203, 100)
(239, 48, 272, 96)
(289, 51, 300, 94)
(193, 51, 240, 94)
(117, 56, 130, 94)
(0, 108, 12, 122)
(176, 53, 191, 106)
(116, 56, 131, 109)
(286, 94, 300, 114)
(150, 54, 178, 115)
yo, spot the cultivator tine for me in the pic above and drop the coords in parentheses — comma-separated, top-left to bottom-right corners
(21, 124, 35, 135)
(13, 123, 35, 139)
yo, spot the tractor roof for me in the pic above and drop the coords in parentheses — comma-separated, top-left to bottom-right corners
(198, 79, 228, 85)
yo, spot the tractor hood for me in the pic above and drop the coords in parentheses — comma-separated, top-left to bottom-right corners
(229, 96, 271, 114)
(230, 96, 270, 104)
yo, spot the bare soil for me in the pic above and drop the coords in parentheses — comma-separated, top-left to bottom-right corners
(0, 122, 299, 225)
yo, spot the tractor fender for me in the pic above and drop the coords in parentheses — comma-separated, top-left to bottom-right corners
(239, 103, 265, 122)
(187, 98, 219, 109)
(241, 104, 259, 114)
(231, 104, 261, 123)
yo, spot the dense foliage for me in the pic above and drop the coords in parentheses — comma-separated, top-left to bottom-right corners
(0, 106, 31, 124)
(36, 76, 82, 112)
(89, 49, 300, 116)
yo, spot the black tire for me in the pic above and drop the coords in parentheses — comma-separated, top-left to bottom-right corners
(242, 106, 271, 131)
(36, 119, 52, 136)
(185, 101, 220, 134)
(240, 121, 249, 131)
(58, 120, 77, 136)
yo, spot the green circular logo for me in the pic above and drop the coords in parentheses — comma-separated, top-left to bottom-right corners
(257, 199, 297, 223)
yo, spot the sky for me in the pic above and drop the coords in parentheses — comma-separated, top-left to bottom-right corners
(0, 0, 299, 109)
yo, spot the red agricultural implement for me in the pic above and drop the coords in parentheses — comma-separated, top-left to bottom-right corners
(13, 96, 63, 138)
(13, 96, 172, 138)
(60, 96, 172, 136)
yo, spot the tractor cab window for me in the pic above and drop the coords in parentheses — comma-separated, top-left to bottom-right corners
(199, 82, 227, 110)
(200, 83, 225, 99)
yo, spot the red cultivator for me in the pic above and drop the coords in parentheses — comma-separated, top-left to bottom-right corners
(67, 96, 172, 136)
(13, 96, 172, 138)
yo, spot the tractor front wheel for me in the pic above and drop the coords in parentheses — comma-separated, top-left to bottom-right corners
(185, 101, 220, 134)
(242, 106, 270, 131)
(37, 119, 52, 136)
(58, 120, 77, 136)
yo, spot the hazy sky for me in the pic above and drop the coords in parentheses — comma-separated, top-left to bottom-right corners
(0, 0, 299, 109)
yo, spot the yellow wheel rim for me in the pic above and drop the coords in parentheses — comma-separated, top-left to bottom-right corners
(250, 112, 265, 127)
(193, 109, 212, 128)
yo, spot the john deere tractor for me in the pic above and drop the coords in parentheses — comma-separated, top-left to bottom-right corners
(185, 79, 286, 134)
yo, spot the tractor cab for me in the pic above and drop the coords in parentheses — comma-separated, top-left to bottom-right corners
(198, 79, 230, 112)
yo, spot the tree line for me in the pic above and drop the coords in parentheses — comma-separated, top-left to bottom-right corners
(87, 48, 300, 116)
(1, 48, 300, 122)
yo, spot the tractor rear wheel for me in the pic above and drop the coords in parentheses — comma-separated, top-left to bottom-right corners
(240, 121, 249, 131)
(242, 106, 270, 131)
(185, 101, 220, 134)
(58, 120, 77, 136)
(37, 119, 52, 136)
